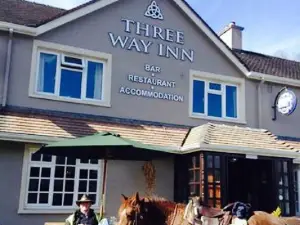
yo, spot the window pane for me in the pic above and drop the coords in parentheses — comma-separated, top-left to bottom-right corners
(39, 193, 48, 204)
(60, 69, 82, 99)
(193, 80, 205, 113)
(207, 155, 213, 168)
(63, 56, 83, 65)
(40, 179, 50, 191)
(53, 193, 62, 206)
(30, 167, 40, 177)
(90, 159, 99, 164)
(89, 194, 96, 203)
(41, 168, 51, 177)
(54, 179, 63, 192)
(89, 181, 97, 192)
(31, 153, 41, 161)
(64, 194, 73, 206)
(89, 170, 98, 179)
(208, 93, 222, 117)
(209, 83, 221, 90)
(67, 158, 76, 165)
(42, 154, 52, 162)
(66, 167, 75, 178)
(86, 61, 103, 100)
(226, 85, 237, 118)
(28, 193, 38, 204)
(29, 179, 39, 191)
(80, 170, 88, 179)
(37, 52, 57, 94)
(65, 180, 74, 192)
(55, 166, 65, 178)
(189, 170, 194, 182)
(56, 156, 65, 165)
(79, 180, 87, 192)
(215, 156, 220, 168)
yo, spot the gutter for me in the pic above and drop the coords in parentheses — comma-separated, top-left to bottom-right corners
(180, 143, 300, 159)
(0, 132, 66, 144)
(0, 22, 36, 36)
(249, 71, 300, 88)
(1, 28, 13, 108)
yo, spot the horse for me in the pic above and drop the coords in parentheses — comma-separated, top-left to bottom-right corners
(117, 192, 300, 225)
(189, 195, 300, 225)
(117, 192, 194, 225)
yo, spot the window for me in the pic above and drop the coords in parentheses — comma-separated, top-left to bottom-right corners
(190, 70, 245, 123)
(29, 40, 112, 107)
(19, 145, 103, 213)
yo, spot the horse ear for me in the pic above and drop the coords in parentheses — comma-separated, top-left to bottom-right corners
(134, 192, 140, 202)
(121, 194, 128, 202)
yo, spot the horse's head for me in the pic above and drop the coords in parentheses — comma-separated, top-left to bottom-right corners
(188, 196, 203, 219)
(117, 192, 148, 225)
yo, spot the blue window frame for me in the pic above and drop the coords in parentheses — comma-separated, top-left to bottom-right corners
(192, 79, 238, 119)
(36, 51, 104, 101)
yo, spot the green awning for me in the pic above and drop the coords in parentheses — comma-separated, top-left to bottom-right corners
(34, 131, 179, 160)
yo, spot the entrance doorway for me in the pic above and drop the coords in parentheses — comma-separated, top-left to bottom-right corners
(227, 157, 276, 212)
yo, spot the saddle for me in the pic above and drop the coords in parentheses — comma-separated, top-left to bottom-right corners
(199, 203, 234, 218)
(198, 202, 250, 225)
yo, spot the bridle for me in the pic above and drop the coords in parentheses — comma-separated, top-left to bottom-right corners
(129, 205, 146, 225)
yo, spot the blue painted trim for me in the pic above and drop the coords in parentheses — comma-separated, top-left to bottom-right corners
(3, 105, 192, 129)
(277, 136, 300, 142)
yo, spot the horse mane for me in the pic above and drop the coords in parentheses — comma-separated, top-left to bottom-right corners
(118, 194, 184, 217)
(143, 195, 169, 202)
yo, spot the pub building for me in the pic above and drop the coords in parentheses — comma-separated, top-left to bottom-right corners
(0, 0, 300, 224)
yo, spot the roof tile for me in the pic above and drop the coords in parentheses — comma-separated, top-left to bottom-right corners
(0, 0, 64, 26)
(183, 123, 295, 151)
(0, 111, 188, 148)
(233, 49, 300, 80)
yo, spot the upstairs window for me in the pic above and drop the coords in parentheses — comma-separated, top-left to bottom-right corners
(190, 70, 245, 123)
(30, 40, 112, 107)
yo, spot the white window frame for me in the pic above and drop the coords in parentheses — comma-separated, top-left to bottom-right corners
(189, 70, 246, 124)
(18, 144, 104, 214)
(29, 40, 112, 107)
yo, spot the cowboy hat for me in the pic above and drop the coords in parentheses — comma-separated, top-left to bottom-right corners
(76, 194, 95, 206)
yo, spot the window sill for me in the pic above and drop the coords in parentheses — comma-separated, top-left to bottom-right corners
(29, 93, 111, 108)
(189, 113, 247, 124)
(18, 207, 100, 214)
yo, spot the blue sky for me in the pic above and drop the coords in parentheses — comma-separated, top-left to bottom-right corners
(30, 0, 300, 60)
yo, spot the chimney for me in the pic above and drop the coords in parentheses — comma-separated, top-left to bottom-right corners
(219, 22, 244, 49)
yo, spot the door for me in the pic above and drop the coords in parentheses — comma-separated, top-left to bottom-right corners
(274, 159, 295, 216)
(203, 152, 224, 208)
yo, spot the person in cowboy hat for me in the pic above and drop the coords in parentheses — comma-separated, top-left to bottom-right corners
(65, 194, 100, 225)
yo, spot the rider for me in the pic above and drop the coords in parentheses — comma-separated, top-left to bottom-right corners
(65, 194, 100, 225)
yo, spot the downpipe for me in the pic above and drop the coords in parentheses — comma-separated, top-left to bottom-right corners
(257, 78, 265, 128)
(1, 28, 14, 108)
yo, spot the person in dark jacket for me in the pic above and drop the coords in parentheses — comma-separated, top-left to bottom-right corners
(65, 194, 100, 225)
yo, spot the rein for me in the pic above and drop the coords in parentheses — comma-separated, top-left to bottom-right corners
(171, 204, 179, 225)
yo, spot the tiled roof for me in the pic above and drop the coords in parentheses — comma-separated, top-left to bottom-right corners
(1, 109, 299, 155)
(0, 0, 65, 26)
(233, 49, 300, 80)
(182, 123, 296, 151)
(0, 111, 188, 148)
(2, 1, 299, 81)
(284, 140, 300, 151)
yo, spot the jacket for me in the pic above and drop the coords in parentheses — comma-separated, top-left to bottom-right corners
(65, 209, 100, 225)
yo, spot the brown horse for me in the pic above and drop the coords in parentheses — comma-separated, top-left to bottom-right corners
(190, 196, 300, 225)
(117, 192, 300, 225)
(117, 192, 192, 225)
